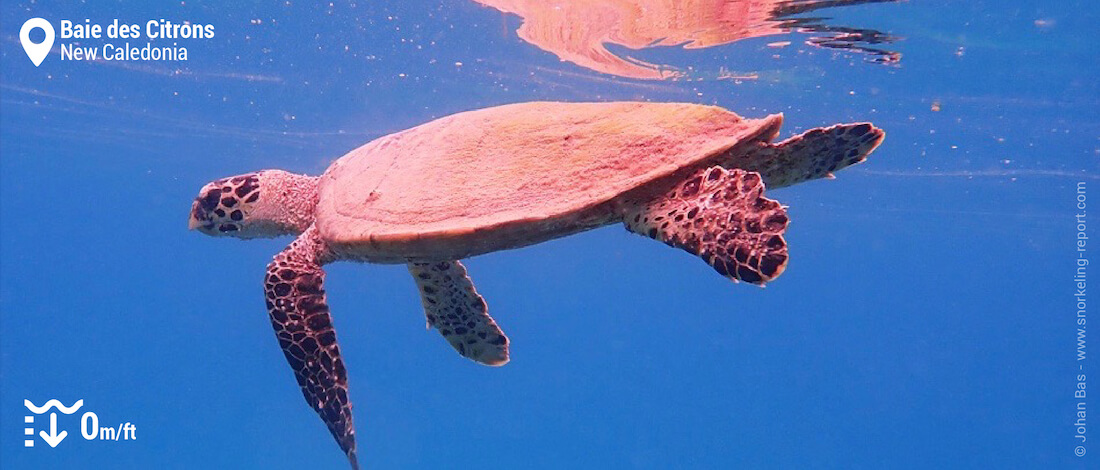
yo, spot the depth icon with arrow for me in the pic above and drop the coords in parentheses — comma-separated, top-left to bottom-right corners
(24, 399, 84, 448)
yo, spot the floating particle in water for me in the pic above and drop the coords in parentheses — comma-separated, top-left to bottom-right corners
(930, 101, 942, 112)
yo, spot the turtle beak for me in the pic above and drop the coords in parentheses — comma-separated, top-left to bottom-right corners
(188, 196, 215, 233)
(188, 201, 206, 231)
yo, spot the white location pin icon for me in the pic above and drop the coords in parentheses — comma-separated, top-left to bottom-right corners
(20, 18, 55, 67)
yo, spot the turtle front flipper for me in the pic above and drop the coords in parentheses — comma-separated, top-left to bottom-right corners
(624, 166, 789, 285)
(265, 226, 358, 469)
(408, 260, 509, 366)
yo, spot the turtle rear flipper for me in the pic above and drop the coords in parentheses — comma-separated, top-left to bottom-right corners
(624, 166, 789, 285)
(408, 260, 510, 366)
(724, 122, 885, 189)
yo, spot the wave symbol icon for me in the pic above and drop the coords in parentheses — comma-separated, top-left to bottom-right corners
(24, 399, 84, 414)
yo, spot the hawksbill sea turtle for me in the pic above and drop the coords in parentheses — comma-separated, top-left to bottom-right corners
(188, 101, 884, 467)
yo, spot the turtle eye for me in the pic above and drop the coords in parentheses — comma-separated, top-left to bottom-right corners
(191, 186, 244, 236)
(201, 189, 222, 211)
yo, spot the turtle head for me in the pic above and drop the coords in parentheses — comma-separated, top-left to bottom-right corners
(189, 170, 318, 239)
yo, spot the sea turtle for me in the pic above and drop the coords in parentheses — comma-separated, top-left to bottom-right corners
(188, 101, 883, 468)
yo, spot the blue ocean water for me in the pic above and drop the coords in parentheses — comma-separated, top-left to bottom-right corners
(1, 1, 1096, 468)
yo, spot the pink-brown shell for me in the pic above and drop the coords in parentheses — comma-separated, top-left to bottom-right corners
(315, 101, 782, 261)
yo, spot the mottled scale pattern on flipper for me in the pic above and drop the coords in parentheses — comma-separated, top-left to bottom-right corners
(624, 167, 789, 285)
(721, 123, 885, 189)
(264, 227, 358, 469)
(408, 260, 510, 366)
